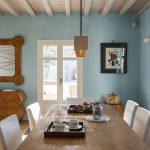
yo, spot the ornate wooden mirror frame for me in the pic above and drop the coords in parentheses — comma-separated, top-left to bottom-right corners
(0, 36, 24, 85)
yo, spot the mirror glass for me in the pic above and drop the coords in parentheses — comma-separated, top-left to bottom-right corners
(0, 45, 15, 76)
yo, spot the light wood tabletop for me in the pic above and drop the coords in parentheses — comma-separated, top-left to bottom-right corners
(17, 104, 150, 150)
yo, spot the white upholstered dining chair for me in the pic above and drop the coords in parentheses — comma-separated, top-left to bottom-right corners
(144, 117, 150, 147)
(123, 100, 139, 127)
(26, 102, 42, 131)
(67, 97, 93, 105)
(0, 115, 22, 150)
(132, 107, 150, 146)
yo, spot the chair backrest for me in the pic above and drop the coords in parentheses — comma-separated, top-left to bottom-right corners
(132, 107, 150, 143)
(144, 117, 150, 147)
(26, 102, 42, 131)
(123, 100, 139, 127)
(0, 115, 22, 150)
(67, 97, 93, 105)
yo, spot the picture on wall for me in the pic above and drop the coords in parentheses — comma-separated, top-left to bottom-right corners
(101, 43, 127, 73)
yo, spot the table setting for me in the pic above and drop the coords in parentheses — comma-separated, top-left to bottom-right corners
(44, 101, 110, 138)
(17, 101, 150, 150)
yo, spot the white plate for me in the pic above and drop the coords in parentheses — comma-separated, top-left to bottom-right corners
(86, 114, 110, 122)
(68, 125, 82, 130)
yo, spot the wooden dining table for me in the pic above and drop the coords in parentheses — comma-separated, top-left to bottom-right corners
(17, 104, 149, 150)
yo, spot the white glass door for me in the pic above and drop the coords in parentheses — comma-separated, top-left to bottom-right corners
(38, 41, 82, 104)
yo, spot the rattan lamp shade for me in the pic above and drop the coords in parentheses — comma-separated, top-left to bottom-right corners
(74, 36, 88, 57)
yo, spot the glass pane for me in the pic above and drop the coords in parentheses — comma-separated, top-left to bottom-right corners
(43, 46, 57, 57)
(0, 45, 15, 76)
(63, 46, 76, 57)
(43, 60, 57, 100)
(43, 60, 57, 81)
(43, 85, 57, 100)
(63, 60, 77, 100)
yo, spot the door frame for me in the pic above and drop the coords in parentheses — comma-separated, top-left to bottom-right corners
(37, 40, 83, 106)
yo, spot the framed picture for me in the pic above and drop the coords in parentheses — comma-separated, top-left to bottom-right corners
(101, 43, 127, 73)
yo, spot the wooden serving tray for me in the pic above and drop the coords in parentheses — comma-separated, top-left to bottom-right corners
(44, 122, 85, 138)
(67, 105, 92, 113)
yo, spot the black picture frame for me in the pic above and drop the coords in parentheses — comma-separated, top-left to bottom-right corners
(101, 43, 127, 73)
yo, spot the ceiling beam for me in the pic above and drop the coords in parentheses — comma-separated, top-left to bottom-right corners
(41, 0, 53, 16)
(119, 0, 137, 15)
(101, 0, 116, 16)
(0, 0, 18, 16)
(137, 0, 150, 15)
(65, 0, 71, 16)
(18, 0, 35, 16)
(84, 0, 93, 16)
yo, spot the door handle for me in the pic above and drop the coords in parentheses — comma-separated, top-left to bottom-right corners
(60, 78, 63, 85)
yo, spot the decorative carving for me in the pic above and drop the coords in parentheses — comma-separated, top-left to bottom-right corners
(0, 90, 26, 121)
(0, 36, 24, 85)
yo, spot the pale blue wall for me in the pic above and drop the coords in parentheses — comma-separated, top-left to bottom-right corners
(139, 8, 150, 110)
(84, 14, 140, 105)
(0, 13, 140, 107)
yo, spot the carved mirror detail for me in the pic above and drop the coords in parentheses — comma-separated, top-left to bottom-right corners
(0, 36, 24, 85)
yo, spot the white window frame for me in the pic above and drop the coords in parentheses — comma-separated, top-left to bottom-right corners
(37, 40, 83, 104)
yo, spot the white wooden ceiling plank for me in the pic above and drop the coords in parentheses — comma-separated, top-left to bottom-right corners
(65, 0, 71, 16)
(18, 0, 35, 16)
(119, 0, 137, 15)
(0, 0, 149, 16)
(0, 0, 18, 16)
(41, 0, 53, 16)
(101, 0, 116, 16)
(136, 0, 150, 15)
(84, 0, 93, 16)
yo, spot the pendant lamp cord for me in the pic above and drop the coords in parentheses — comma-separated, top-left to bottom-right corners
(80, 0, 82, 36)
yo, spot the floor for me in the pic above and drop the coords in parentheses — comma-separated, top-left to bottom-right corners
(19, 120, 30, 136)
